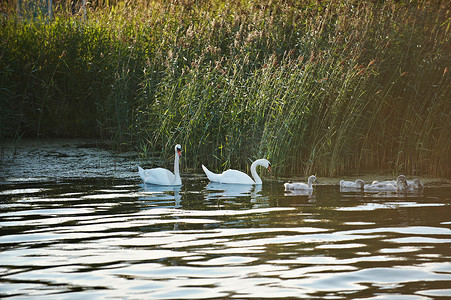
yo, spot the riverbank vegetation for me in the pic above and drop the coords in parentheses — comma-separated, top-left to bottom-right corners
(1, 0, 449, 177)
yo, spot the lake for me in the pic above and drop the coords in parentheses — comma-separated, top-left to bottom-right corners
(1, 140, 450, 299)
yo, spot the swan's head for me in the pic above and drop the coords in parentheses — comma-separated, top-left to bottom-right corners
(397, 175, 407, 181)
(308, 175, 318, 184)
(396, 175, 408, 189)
(175, 144, 182, 158)
(257, 159, 271, 172)
(355, 179, 365, 188)
(413, 178, 423, 189)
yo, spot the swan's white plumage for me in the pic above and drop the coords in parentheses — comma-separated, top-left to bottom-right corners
(340, 179, 364, 189)
(139, 166, 178, 185)
(202, 159, 270, 185)
(284, 182, 309, 190)
(138, 144, 182, 186)
(284, 175, 318, 190)
(202, 166, 253, 184)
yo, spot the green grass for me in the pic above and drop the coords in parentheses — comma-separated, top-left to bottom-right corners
(1, 0, 450, 177)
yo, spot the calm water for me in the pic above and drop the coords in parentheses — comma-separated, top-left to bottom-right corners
(1, 140, 451, 299)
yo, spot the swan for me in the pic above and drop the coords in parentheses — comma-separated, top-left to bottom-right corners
(339, 179, 365, 190)
(284, 175, 318, 190)
(372, 176, 423, 191)
(138, 144, 182, 186)
(202, 159, 271, 185)
(406, 178, 424, 191)
(370, 175, 407, 186)
(365, 182, 398, 192)
(365, 175, 407, 191)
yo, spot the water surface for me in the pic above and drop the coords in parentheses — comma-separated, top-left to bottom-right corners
(1, 140, 450, 299)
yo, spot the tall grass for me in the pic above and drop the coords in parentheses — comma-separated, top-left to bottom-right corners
(1, 0, 449, 177)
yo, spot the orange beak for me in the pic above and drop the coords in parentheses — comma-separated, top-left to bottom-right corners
(268, 165, 271, 173)
(177, 149, 182, 158)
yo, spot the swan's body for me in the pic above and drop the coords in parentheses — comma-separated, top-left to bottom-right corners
(365, 175, 407, 191)
(406, 178, 424, 191)
(202, 159, 271, 185)
(371, 180, 395, 185)
(340, 179, 365, 190)
(364, 182, 398, 192)
(284, 175, 318, 190)
(138, 144, 182, 186)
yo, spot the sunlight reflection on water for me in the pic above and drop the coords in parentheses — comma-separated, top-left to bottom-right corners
(1, 140, 451, 299)
(1, 179, 450, 299)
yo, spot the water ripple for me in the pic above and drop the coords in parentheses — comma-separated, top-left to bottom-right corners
(1, 177, 450, 299)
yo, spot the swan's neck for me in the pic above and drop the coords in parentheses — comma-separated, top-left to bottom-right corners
(396, 179, 406, 190)
(308, 177, 313, 189)
(173, 153, 181, 184)
(250, 160, 263, 185)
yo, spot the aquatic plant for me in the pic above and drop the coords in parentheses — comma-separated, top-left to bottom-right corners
(0, 0, 449, 177)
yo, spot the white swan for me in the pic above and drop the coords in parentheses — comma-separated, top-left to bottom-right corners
(365, 175, 407, 191)
(202, 159, 271, 185)
(284, 175, 318, 190)
(339, 179, 365, 190)
(138, 144, 182, 186)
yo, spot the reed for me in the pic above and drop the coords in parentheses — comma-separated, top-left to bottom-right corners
(1, 0, 449, 177)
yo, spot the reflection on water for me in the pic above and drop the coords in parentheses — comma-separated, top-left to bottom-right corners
(1, 177, 450, 299)
(206, 182, 261, 199)
(1, 140, 451, 299)
(140, 183, 182, 208)
(284, 188, 314, 198)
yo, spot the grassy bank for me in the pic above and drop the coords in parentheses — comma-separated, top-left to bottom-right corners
(1, 0, 450, 177)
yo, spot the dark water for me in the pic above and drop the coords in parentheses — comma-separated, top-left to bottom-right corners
(1, 140, 451, 299)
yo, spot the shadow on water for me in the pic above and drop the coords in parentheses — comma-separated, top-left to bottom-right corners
(1, 139, 451, 299)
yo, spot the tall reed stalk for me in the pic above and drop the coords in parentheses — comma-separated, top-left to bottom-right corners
(1, 0, 449, 177)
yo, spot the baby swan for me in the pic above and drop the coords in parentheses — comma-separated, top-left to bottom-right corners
(407, 178, 424, 191)
(365, 175, 408, 191)
(284, 175, 318, 190)
(339, 179, 365, 190)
